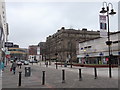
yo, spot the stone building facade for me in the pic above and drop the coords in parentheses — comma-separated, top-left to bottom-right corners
(45, 27, 100, 62)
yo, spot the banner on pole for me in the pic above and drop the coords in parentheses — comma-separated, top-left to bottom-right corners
(99, 15, 107, 37)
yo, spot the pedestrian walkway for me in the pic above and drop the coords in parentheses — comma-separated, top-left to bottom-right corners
(2, 62, 119, 89)
(36, 62, 118, 79)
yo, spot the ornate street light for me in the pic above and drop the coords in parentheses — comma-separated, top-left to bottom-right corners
(100, 2, 116, 78)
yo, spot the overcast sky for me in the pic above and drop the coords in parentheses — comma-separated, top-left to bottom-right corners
(5, 1, 118, 48)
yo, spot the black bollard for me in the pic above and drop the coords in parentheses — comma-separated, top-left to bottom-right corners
(18, 72, 22, 86)
(94, 67, 97, 79)
(79, 69, 82, 81)
(62, 69, 65, 83)
(42, 71, 45, 85)
(56, 62, 58, 69)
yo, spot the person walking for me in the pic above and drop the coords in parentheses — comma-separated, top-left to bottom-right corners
(11, 60, 17, 75)
(1, 61, 4, 72)
(0, 60, 4, 72)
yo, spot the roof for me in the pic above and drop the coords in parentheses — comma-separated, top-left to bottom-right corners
(79, 31, 120, 43)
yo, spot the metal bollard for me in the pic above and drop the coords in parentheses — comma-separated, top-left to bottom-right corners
(94, 67, 97, 79)
(18, 71, 22, 86)
(79, 69, 82, 81)
(56, 62, 58, 69)
(62, 69, 65, 83)
(42, 71, 45, 85)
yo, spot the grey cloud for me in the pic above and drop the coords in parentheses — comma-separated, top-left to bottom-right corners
(6, 2, 118, 48)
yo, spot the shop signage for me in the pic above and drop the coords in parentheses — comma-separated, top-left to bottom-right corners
(5, 42, 13, 47)
(5, 51, 10, 55)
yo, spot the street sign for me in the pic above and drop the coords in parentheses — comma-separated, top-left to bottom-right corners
(99, 52, 103, 56)
(5, 42, 13, 47)
(6, 55, 10, 58)
(5, 51, 10, 55)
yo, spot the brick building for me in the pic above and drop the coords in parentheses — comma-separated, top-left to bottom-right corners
(45, 27, 100, 62)
(38, 42, 46, 61)
(28, 45, 38, 61)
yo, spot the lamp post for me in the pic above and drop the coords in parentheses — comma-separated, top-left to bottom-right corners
(55, 53, 58, 69)
(100, 2, 116, 78)
(86, 54, 89, 64)
(83, 49, 86, 64)
(55, 36, 58, 69)
(49, 42, 51, 65)
(99, 52, 103, 64)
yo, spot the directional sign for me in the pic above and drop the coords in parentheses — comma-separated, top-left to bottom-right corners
(5, 42, 13, 47)
(5, 51, 10, 55)
(6, 55, 10, 58)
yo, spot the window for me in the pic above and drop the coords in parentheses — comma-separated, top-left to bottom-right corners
(88, 46, 92, 48)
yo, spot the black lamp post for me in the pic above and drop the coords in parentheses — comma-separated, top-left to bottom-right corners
(86, 54, 89, 64)
(55, 53, 58, 69)
(99, 52, 103, 64)
(100, 2, 116, 78)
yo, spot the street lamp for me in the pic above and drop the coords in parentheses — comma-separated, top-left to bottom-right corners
(100, 2, 116, 78)
(99, 52, 103, 64)
(55, 53, 58, 69)
(83, 49, 86, 64)
(86, 54, 89, 64)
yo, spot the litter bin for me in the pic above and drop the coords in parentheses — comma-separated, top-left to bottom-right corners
(25, 66, 31, 77)
(64, 62, 67, 67)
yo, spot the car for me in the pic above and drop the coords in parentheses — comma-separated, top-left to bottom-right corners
(29, 60, 33, 63)
(32, 60, 38, 63)
(17, 61, 22, 65)
(20, 60, 25, 63)
(29, 60, 38, 63)
(10, 59, 14, 63)
(24, 61, 29, 65)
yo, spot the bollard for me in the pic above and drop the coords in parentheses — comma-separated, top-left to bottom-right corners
(18, 71, 22, 86)
(62, 69, 65, 83)
(79, 69, 82, 81)
(94, 67, 97, 79)
(42, 71, 45, 85)
(56, 62, 58, 69)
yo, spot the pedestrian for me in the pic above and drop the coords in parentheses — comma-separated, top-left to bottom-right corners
(0, 60, 4, 72)
(11, 59, 17, 75)
(1, 60, 4, 72)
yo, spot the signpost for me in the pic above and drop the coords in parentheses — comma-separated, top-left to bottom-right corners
(5, 51, 10, 55)
(4, 42, 13, 65)
(5, 42, 13, 47)
(6, 55, 10, 58)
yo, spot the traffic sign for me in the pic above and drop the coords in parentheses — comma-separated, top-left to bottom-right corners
(5, 51, 10, 55)
(5, 42, 13, 47)
(6, 55, 10, 58)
